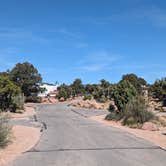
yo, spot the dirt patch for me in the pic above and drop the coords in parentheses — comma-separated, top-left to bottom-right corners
(0, 103, 41, 166)
(90, 115, 166, 150)
(7, 103, 37, 119)
(0, 125, 41, 166)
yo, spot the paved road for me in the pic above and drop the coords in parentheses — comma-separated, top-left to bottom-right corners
(9, 103, 166, 166)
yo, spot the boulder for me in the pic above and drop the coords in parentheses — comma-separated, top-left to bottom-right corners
(84, 103, 91, 109)
(158, 116, 166, 124)
(142, 122, 159, 131)
(72, 103, 78, 107)
(49, 98, 58, 103)
(59, 97, 65, 102)
(161, 107, 166, 112)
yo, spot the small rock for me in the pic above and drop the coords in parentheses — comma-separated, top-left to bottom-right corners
(161, 107, 166, 112)
(142, 122, 159, 131)
(59, 97, 65, 102)
(83, 103, 90, 108)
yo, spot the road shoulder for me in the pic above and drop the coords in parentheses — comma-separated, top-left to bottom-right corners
(0, 104, 41, 166)
(90, 114, 166, 150)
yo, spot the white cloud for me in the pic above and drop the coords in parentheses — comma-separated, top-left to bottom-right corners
(74, 42, 89, 48)
(121, 6, 166, 27)
(58, 29, 82, 39)
(49, 28, 88, 48)
(50, 28, 83, 39)
(79, 64, 107, 72)
(77, 51, 121, 72)
(75, 6, 166, 27)
(109, 63, 163, 70)
(0, 28, 47, 43)
(88, 51, 120, 63)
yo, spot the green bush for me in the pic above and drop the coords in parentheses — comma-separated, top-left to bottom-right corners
(111, 80, 138, 112)
(106, 95, 155, 128)
(71, 79, 85, 96)
(0, 114, 11, 148)
(83, 94, 92, 100)
(105, 111, 123, 121)
(0, 76, 21, 112)
(98, 97, 107, 103)
(123, 117, 136, 126)
(123, 95, 155, 126)
(12, 93, 25, 110)
(108, 104, 116, 112)
(150, 77, 166, 101)
(121, 74, 147, 94)
(57, 88, 68, 100)
(105, 81, 138, 123)
(25, 96, 41, 103)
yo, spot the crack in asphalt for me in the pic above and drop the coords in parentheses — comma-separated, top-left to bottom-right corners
(70, 109, 88, 118)
(26, 146, 165, 153)
(33, 115, 38, 122)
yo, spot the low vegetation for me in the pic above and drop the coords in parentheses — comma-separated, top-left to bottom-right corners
(57, 74, 165, 128)
(0, 113, 11, 148)
(123, 96, 154, 126)
(106, 96, 155, 128)
(83, 94, 92, 101)
(0, 76, 21, 112)
(0, 61, 165, 131)
(150, 77, 166, 106)
(0, 62, 44, 148)
(111, 80, 138, 111)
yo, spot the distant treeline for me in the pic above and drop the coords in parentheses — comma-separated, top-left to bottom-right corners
(57, 74, 166, 106)
(57, 74, 165, 127)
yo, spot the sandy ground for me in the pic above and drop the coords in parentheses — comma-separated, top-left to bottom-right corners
(90, 114, 166, 150)
(0, 126, 41, 166)
(9, 103, 37, 119)
(0, 104, 41, 166)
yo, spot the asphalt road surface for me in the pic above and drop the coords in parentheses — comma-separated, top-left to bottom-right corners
(9, 103, 166, 166)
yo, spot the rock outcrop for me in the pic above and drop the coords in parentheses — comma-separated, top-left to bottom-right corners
(142, 122, 159, 131)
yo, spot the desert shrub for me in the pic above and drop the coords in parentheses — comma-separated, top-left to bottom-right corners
(71, 79, 85, 96)
(121, 74, 147, 93)
(105, 81, 138, 122)
(83, 94, 92, 100)
(57, 88, 68, 100)
(123, 95, 154, 126)
(0, 114, 11, 148)
(150, 77, 166, 101)
(57, 84, 72, 100)
(163, 98, 166, 107)
(25, 96, 41, 103)
(12, 93, 25, 110)
(108, 104, 116, 112)
(106, 95, 155, 128)
(98, 97, 107, 103)
(105, 111, 123, 121)
(111, 80, 138, 111)
(0, 76, 21, 112)
(123, 117, 136, 126)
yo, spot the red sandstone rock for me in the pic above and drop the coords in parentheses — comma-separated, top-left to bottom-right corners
(142, 122, 159, 131)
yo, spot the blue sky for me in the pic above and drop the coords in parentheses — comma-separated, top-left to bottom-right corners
(0, 0, 166, 84)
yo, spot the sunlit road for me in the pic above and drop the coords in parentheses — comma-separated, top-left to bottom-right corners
(9, 103, 166, 166)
